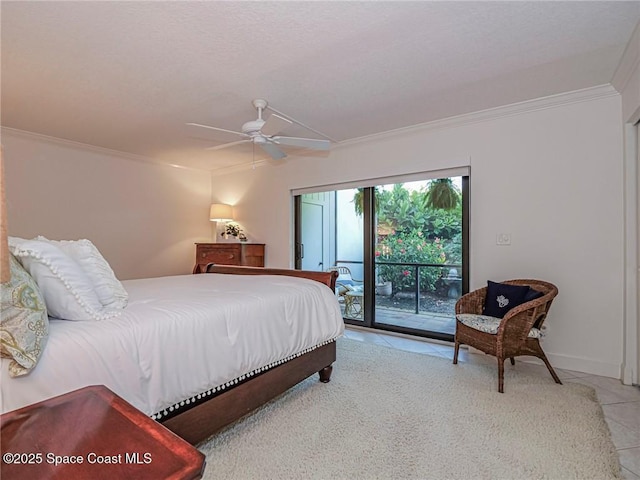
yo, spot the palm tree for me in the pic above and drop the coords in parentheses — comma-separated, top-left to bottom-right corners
(352, 187, 381, 216)
(424, 178, 460, 210)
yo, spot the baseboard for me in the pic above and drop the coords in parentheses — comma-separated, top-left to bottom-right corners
(467, 347, 620, 379)
(621, 363, 636, 386)
(350, 327, 622, 379)
(536, 352, 619, 379)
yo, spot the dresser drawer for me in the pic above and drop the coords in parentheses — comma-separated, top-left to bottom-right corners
(241, 245, 265, 266)
(193, 243, 265, 273)
(198, 246, 240, 265)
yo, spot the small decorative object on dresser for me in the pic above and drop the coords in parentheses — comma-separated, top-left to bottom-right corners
(193, 243, 265, 273)
(222, 222, 245, 240)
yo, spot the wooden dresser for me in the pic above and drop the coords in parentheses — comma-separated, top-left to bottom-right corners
(193, 243, 265, 273)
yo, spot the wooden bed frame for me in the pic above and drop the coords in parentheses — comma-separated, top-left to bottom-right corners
(160, 264, 339, 445)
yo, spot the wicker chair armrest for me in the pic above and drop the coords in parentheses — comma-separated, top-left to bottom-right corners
(455, 287, 487, 315)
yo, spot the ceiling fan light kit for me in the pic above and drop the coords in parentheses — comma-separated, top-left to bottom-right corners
(188, 99, 333, 160)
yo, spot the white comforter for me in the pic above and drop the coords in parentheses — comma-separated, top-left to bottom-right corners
(0, 273, 344, 416)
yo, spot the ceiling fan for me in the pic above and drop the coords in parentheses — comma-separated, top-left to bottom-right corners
(187, 99, 332, 160)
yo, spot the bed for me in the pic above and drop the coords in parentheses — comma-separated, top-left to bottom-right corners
(1, 248, 344, 445)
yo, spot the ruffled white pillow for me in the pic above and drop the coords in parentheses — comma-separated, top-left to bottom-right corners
(8, 238, 122, 321)
(36, 237, 128, 309)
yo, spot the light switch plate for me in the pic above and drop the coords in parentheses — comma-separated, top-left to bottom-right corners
(496, 233, 511, 245)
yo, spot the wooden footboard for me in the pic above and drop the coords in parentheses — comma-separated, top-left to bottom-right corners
(160, 341, 336, 445)
(163, 264, 340, 445)
(197, 263, 338, 292)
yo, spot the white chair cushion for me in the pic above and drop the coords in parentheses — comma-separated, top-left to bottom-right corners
(457, 313, 542, 338)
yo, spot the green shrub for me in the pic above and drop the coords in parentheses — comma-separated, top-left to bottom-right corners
(375, 229, 448, 293)
(352, 181, 463, 293)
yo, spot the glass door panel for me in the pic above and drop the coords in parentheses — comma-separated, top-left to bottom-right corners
(373, 178, 463, 337)
(297, 189, 366, 323)
(336, 188, 365, 323)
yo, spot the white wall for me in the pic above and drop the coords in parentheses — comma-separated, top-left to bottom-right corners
(2, 129, 212, 279)
(211, 90, 625, 378)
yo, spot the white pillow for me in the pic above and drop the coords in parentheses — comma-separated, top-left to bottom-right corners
(7, 236, 29, 249)
(36, 237, 128, 309)
(8, 238, 122, 321)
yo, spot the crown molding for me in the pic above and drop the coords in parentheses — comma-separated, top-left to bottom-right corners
(0, 127, 206, 172)
(336, 84, 619, 150)
(211, 84, 620, 177)
(209, 158, 269, 176)
(612, 21, 640, 94)
(0, 126, 288, 176)
(2, 83, 621, 178)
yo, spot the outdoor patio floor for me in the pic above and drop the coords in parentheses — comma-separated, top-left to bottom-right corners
(341, 304, 456, 336)
(375, 307, 456, 335)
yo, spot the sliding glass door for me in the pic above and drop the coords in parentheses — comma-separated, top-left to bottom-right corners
(294, 173, 468, 342)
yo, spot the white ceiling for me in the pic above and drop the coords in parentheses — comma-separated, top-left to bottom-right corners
(2, 1, 639, 171)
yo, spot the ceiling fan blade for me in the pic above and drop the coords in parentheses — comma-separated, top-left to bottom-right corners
(186, 123, 250, 138)
(259, 142, 287, 160)
(261, 114, 292, 136)
(272, 136, 331, 151)
(205, 139, 252, 151)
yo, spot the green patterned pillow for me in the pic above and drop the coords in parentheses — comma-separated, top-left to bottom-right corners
(1, 253, 49, 377)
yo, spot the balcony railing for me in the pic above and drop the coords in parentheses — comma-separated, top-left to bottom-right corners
(336, 260, 462, 315)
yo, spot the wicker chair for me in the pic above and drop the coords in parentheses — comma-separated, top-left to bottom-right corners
(453, 279, 561, 393)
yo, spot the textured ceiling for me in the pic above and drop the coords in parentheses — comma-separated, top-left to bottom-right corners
(1, 1, 639, 171)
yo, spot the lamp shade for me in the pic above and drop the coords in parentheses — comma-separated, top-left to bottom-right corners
(209, 203, 233, 222)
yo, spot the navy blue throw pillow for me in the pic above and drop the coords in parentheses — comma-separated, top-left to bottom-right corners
(523, 288, 544, 302)
(483, 281, 531, 318)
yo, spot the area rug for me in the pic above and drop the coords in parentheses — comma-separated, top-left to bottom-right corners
(198, 338, 621, 479)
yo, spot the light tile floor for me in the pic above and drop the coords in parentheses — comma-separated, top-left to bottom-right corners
(343, 326, 640, 479)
